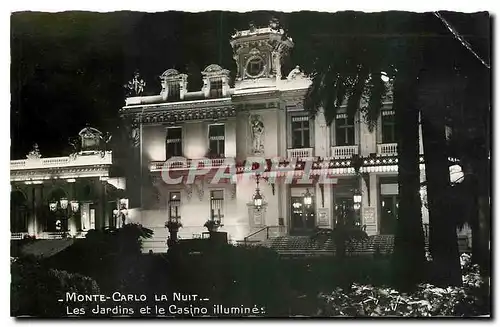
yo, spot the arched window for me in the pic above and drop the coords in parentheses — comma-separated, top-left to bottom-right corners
(10, 191, 28, 233)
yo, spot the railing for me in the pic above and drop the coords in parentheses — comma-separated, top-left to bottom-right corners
(331, 145, 359, 158)
(149, 157, 232, 172)
(287, 148, 314, 159)
(243, 225, 287, 246)
(11, 232, 28, 240)
(377, 143, 398, 156)
(11, 151, 113, 170)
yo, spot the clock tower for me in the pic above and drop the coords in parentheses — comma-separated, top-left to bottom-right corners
(230, 19, 294, 86)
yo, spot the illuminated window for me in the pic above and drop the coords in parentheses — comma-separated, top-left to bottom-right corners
(169, 192, 181, 220)
(210, 190, 224, 223)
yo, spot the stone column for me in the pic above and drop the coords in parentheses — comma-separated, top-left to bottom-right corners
(95, 179, 104, 229)
(68, 181, 77, 235)
(33, 184, 44, 236)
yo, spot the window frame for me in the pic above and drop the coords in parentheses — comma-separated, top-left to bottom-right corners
(208, 124, 225, 157)
(290, 115, 311, 149)
(380, 110, 397, 144)
(168, 191, 181, 221)
(166, 127, 183, 159)
(209, 189, 224, 223)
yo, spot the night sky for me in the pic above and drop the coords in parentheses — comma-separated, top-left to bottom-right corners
(10, 10, 489, 159)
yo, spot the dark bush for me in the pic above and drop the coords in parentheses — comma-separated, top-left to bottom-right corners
(11, 259, 100, 317)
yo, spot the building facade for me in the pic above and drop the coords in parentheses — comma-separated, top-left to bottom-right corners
(119, 22, 431, 252)
(10, 127, 126, 240)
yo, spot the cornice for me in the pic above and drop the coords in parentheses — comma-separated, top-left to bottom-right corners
(10, 165, 111, 182)
(123, 106, 236, 125)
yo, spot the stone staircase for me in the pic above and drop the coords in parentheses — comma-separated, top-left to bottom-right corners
(261, 234, 396, 257)
(255, 234, 471, 257)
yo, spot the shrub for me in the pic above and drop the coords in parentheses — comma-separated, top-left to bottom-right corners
(316, 254, 490, 317)
(11, 259, 100, 317)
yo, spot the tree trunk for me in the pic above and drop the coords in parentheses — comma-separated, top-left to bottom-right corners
(417, 70, 462, 286)
(392, 73, 426, 292)
(420, 108, 462, 286)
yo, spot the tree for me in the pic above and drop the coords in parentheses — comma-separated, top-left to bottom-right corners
(303, 19, 428, 291)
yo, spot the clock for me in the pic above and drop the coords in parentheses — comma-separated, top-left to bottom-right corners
(245, 56, 265, 78)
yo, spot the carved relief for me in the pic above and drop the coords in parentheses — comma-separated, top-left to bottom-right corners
(185, 184, 193, 201)
(249, 114, 265, 155)
(195, 180, 204, 200)
(131, 127, 140, 148)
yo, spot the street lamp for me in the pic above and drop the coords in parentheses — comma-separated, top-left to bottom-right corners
(253, 174, 263, 210)
(48, 198, 79, 234)
(353, 189, 362, 226)
(303, 188, 313, 207)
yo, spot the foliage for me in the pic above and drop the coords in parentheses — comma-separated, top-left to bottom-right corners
(165, 220, 183, 230)
(316, 254, 490, 317)
(204, 219, 223, 231)
(11, 259, 100, 317)
(85, 223, 153, 255)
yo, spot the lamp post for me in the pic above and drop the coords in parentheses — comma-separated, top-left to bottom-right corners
(353, 189, 362, 226)
(303, 188, 312, 207)
(49, 197, 79, 235)
(113, 198, 129, 228)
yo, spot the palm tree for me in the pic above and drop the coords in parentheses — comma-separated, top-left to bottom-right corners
(304, 34, 427, 291)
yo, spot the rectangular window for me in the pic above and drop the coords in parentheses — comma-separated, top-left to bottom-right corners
(210, 190, 224, 223)
(169, 192, 181, 221)
(209, 79, 223, 98)
(335, 113, 355, 146)
(291, 116, 310, 148)
(166, 127, 182, 159)
(167, 82, 180, 101)
(381, 110, 397, 143)
(208, 124, 225, 157)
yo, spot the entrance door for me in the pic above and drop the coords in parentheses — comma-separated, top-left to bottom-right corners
(335, 197, 355, 228)
(380, 195, 398, 234)
(290, 196, 316, 234)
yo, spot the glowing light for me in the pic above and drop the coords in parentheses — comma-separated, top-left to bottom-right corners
(381, 72, 390, 82)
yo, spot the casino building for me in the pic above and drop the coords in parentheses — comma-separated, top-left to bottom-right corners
(12, 20, 471, 253)
(119, 21, 432, 253)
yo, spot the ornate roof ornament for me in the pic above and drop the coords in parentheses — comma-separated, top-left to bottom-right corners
(160, 69, 180, 79)
(269, 17, 281, 31)
(26, 144, 41, 160)
(78, 127, 103, 152)
(125, 70, 146, 97)
(249, 22, 256, 33)
(202, 64, 230, 78)
(287, 65, 306, 80)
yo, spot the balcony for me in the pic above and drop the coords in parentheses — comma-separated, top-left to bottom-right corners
(377, 143, 398, 156)
(11, 151, 113, 170)
(287, 148, 314, 160)
(149, 157, 231, 172)
(331, 145, 359, 159)
(11, 232, 28, 240)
